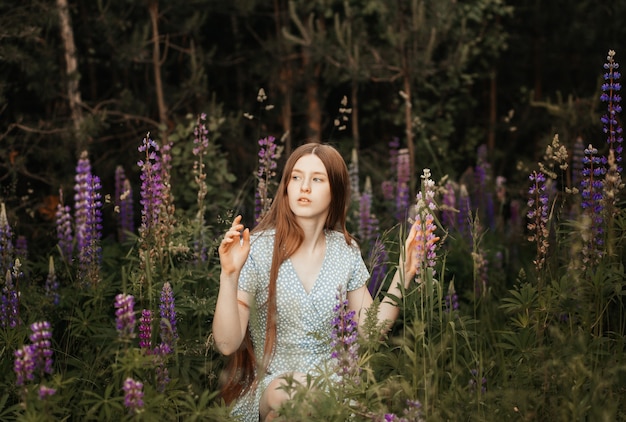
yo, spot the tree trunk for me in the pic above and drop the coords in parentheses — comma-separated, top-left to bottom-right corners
(149, 0, 168, 131)
(487, 67, 497, 154)
(302, 47, 321, 142)
(56, 0, 83, 133)
(351, 80, 360, 151)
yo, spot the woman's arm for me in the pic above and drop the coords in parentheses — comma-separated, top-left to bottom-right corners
(212, 215, 252, 355)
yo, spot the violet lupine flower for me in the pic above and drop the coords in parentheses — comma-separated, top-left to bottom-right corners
(55, 189, 73, 262)
(114, 293, 136, 339)
(14, 345, 36, 386)
(441, 181, 457, 229)
(154, 357, 171, 393)
(349, 148, 361, 203)
(472, 249, 489, 297)
(0, 202, 14, 276)
(367, 238, 388, 297)
(402, 399, 424, 421)
(73, 151, 103, 285)
(1, 268, 19, 328)
(410, 169, 440, 281)
(192, 114, 210, 261)
(159, 282, 177, 352)
(358, 177, 379, 245)
(601, 50, 623, 170)
(457, 185, 472, 241)
(527, 171, 550, 272)
(469, 369, 487, 393)
(139, 309, 153, 352)
(38, 385, 56, 400)
(330, 285, 360, 385)
(138, 134, 164, 235)
(29, 321, 54, 377)
(255, 136, 281, 222)
(444, 282, 459, 313)
(580, 145, 606, 266)
(122, 377, 144, 414)
(15, 236, 27, 260)
(114, 166, 135, 242)
(396, 149, 410, 221)
(45, 256, 60, 306)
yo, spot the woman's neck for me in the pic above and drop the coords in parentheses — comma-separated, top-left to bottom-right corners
(296, 218, 326, 253)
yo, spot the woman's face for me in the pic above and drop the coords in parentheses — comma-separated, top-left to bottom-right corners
(287, 153, 332, 222)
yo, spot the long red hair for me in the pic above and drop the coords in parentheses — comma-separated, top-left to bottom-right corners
(220, 142, 353, 404)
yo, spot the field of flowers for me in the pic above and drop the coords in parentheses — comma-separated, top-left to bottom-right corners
(0, 51, 625, 421)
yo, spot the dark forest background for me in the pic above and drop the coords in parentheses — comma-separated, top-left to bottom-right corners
(1, 0, 625, 246)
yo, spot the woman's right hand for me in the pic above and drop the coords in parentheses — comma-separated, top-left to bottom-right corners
(218, 215, 251, 276)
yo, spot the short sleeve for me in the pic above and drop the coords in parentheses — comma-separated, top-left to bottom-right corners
(347, 241, 370, 291)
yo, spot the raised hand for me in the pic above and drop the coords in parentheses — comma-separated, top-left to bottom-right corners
(218, 215, 251, 276)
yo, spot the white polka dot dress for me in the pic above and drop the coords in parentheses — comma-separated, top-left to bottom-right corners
(230, 229, 370, 422)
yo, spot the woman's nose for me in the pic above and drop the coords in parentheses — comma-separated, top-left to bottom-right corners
(300, 180, 311, 192)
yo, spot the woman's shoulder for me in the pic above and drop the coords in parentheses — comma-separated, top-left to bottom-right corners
(249, 229, 276, 251)
(327, 230, 360, 252)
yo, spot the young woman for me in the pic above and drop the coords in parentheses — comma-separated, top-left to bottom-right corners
(212, 143, 418, 422)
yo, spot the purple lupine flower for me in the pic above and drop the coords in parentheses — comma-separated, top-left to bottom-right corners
(15, 236, 27, 261)
(138, 134, 164, 235)
(330, 285, 360, 385)
(457, 185, 472, 241)
(114, 293, 136, 339)
(601, 49, 623, 169)
(192, 114, 210, 261)
(122, 377, 144, 414)
(45, 256, 60, 306)
(358, 177, 379, 245)
(580, 145, 605, 266)
(159, 282, 177, 351)
(29, 321, 54, 376)
(73, 151, 102, 285)
(469, 368, 487, 393)
(472, 249, 489, 297)
(38, 385, 56, 400)
(1, 268, 19, 328)
(14, 345, 36, 386)
(402, 399, 424, 421)
(441, 181, 457, 229)
(0, 202, 14, 275)
(527, 171, 550, 272)
(367, 237, 388, 297)
(115, 166, 135, 242)
(349, 148, 361, 203)
(155, 358, 171, 393)
(410, 169, 440, 281)
(255, 136, 282, 222)
(55, 189, 73, 262)
(396, 149, 410, 220)
(444, 281, 459, 313)
(139, 309, 153, 352)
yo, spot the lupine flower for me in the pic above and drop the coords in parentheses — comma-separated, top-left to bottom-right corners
(441, 181, 457, 229)
(29, 321, 54, 376)
(330, 285, 360, 385)
(457, 185, 472, 241)
(138, 134, 164, 235)
(192, 114, 210, 261)
(0, 202, 14, 275)
(367, 237, 388, 297)
(580, 145, 605, 266)
(15, 236, 27, 261)
(396, 149, 410, 220)
(55, 189, 73, 262)
(472, 249, 489, 297)
(570, 137, 585, 189)
(155, 357, 171, 393)
(444, 281, 459, 313)
(114, 166, 134, 242)
(359, 177, 379, 245)
(139, 309, 153, 352)
(159, 282, 177, 352)
(402, 399, 424, 421)
(1, 268, 19, 328)
(474, 145, 495, 229)
(114, 293, 136, 339)
(45, 256, 60, 306)
(122, 377, 144, 414)
(255, 136, 282, 222)
(38, 385, 56, 400)
(14, 345, 36, 386)
(349, 148, 361, 203)
(527, 171, 550, 272)
(469, 368, 487, 393)
(73, 151, 103, 285)
(410, 169, 440, 281)
(601, 49, 623, 169)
